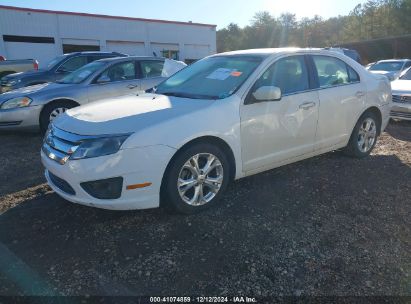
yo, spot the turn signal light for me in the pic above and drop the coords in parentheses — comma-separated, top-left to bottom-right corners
(126, 182, 152, 190)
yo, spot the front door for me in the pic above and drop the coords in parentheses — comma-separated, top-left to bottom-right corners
(87, 60, 141, 102)
(240, 55, 319, 173)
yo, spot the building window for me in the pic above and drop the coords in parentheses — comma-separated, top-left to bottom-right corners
(161, 50, 179, 60)
(62, 44, 100, 54)
(3, 35, 55, 44)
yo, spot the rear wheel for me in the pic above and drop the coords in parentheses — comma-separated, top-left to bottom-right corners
(39, 101, 77, 133)
(344, 111, 379, 158)
(162, 143, 230, 214)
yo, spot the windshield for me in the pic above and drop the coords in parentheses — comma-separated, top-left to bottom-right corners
(369, 61, 404, 72)
(155, 56, 263, 99)
(400, 68, 411, 80)
(47, 55, 67, 70)
(56, 61, 106, 84)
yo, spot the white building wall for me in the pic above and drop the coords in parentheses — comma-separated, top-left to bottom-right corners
(0, 6, 217, 67)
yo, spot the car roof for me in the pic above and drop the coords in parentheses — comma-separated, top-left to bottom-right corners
(63, 51, 126, 56)
(377, 59, 410, 63)
(96, 56, 165, 63)
(214, 48, 335, 58)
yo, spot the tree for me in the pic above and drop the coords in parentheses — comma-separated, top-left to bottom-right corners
(216, 0, 411, 51)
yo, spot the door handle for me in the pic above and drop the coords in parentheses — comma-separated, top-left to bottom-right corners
(299, 102, 316, 110)
(127, 84, 139, 89)
(356, 91, 365, 98)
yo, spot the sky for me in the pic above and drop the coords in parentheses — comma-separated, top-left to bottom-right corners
(0, 0, 366, 29)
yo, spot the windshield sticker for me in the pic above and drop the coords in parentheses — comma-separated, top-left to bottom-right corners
(231, 71, 243, 77)
(206, 68, 234, 80)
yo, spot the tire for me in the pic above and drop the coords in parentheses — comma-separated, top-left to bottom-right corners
(344, 111, 380, 158)
(162, 143, 230, 214)
(39, 101, 77, 133)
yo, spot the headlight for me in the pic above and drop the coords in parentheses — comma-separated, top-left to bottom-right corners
(1, 96, 32, 110)
(70, 135, 130, 160)
(7, 79, 21, 86)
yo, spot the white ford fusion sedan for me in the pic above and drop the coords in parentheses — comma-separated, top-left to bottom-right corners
(41, 48, 392, 214)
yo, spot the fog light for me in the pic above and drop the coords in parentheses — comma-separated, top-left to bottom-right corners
(81, 177, 123, 200)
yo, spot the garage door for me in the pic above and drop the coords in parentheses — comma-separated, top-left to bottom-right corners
(184, 44, 210, 61)
(106, 41, 146, 56)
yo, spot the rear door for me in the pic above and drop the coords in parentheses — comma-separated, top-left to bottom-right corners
(87, 60, 141, 102)
(138, 60, 166, 91)
(310, 55, 366, 150)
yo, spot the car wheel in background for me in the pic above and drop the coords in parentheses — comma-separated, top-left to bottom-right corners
(39, 100, 77, 133)
(162, 143, 230, 214)
(345, 111, 380, 158)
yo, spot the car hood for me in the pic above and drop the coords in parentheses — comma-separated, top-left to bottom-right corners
(369, 70, 399, 77)
(2, 69, 47, 80)
(0, 82, 75, 101)
(391, 79, 411, 93)
(55, 93, 214, 135)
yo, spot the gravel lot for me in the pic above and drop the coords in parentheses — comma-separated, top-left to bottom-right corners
(0, 121, 410, 297)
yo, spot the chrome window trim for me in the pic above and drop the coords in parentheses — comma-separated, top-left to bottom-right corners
(315, 80, 361, 91)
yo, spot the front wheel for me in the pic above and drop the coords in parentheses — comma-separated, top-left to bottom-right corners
(162, 143, 230, 214)
(344, 111, 380, 158)
(39, 101, 77, 133)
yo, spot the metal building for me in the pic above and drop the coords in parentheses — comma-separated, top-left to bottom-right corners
(0, 5, 217, 67)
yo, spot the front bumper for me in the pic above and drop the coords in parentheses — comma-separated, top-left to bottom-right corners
(0, 105, 42, 130)
(41, 145, 176, 210)
(390, 103, 411, 121)
(379, 103, 391, 132)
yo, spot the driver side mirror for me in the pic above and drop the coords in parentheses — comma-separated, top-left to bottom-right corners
(252, 86, 282, 102)
(96, 75, 110, 84)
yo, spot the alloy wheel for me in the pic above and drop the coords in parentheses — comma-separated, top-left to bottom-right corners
(357, 117, 377, 153)
(49, 107, 68, 122)
(177, 153, 224, 206)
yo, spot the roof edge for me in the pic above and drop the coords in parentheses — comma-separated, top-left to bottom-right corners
(0, 5, 217, 28)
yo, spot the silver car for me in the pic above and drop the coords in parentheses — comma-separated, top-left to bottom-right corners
(391, 67, 411, 120)
(367, 59, 411, 81)
(0, 56, 185, 132)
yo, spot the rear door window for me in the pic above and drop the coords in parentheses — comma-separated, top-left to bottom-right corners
(139, 60, 164, 78)
(312, 56, 361, 88)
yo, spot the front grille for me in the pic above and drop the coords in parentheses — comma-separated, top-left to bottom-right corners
(390, 111, 411, 119)
(42, 125, 82, 165)
(48, 171, 76, 195)
(393, 95, 411, 104)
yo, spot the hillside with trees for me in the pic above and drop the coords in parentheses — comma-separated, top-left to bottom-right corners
(217, 0, 411, 52)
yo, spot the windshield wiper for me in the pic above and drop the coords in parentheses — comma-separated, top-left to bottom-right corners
(159, 92, 219, 100)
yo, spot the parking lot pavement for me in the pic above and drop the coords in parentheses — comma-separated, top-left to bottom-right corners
(0, 122, 410, 296)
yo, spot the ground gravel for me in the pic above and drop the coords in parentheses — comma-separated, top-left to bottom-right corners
(0, 121, 410, 296)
